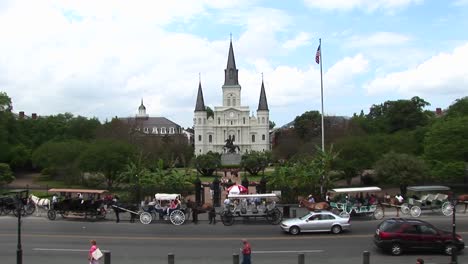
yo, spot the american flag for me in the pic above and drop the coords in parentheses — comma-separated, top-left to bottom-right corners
(315, 44, 321, 64)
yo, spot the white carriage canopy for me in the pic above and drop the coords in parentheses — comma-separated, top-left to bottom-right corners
(227, 193, 279, 199)
(330, 187, 382, 193)
(407, 186, 451, 192)
(154, 193, 181, 201)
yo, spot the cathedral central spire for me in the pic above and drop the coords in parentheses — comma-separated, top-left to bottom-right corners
(224, 39, 239, 85)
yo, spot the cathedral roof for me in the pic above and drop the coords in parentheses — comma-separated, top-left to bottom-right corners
(194, 81, 206, 111)
(138, 99, 146, 110)
(257, 80, 269, 111)
(224, 40, 239, 85)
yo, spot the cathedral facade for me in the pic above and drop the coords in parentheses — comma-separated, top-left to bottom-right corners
(194, 40, 270, 155)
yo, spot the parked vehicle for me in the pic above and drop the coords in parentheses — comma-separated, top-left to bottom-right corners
(373, 218, 464, 256)
(280, 210, 351, 235)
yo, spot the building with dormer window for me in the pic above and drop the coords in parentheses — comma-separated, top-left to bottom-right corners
(193, 40, 270, 155)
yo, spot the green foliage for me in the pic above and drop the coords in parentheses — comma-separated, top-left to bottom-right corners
(79, 139, 136, 189)
(0, 92, 12, 112)
(293, 110, 321, 139)
(269, 120, 276, 130)
(365, 96, 431, 133)
(374, 152, 429, 196)
(0, 163, 15, 185)
(241, 151, 271, 176)
(194, 151, 220, 176)
(9, 144, 31, 168)
(424, 116, 468, 162)
(445, 97, 468, 118)
(427, 160, 465, 183)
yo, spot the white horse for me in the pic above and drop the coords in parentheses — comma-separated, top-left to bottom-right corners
(30, 195, 51, 216)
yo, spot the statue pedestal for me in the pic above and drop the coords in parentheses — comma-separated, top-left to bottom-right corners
(221, 153, 242, 166)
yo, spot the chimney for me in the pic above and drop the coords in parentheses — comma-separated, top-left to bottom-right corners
(32, 113, 37, 120)
(436, 108, 442, 116)
(19, 111, 25, 119)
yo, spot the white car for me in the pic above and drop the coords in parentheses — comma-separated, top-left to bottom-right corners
(280, 210, 351, 235)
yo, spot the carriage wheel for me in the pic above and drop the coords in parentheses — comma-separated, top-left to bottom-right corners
(266, 208, 283, 225)
(47, 210, 57, 220)
(221, 212, 235, 226)
(2, 207, 12, 215)
(400, 204, 410, 215)
(442, 202, 454, 216)
(139, 212, 152, 224)
(170, 210, 186, 225)
(13, 208, 26, 217)
(373, 208, 384, 220)
(25, 204, 35, 216)
(410, 206, 421, 217)
(339, 211, 350, 218)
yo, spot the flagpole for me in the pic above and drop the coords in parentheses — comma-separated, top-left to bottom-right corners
(319, 38, 324, 153)
(319, 38, 325, 198)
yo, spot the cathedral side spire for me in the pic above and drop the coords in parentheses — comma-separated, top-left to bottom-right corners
(224, 39, 239, 85)
(257, 79, 269, 111)
(195, 81, 206, 111)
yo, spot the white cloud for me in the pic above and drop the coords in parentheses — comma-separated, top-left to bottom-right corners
(348, 32, 411, 48)
(453, 0, 468, 6)
(283, 32, 312, 50)
(365, 42, 468, 96)
(303, 0, 423, 12)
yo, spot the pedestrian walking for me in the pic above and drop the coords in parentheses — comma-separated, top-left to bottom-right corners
(88, 240, 103, 264)
(208, 207, 216, 224)
(113, 195, 120, 223)
(416, 258, 424, 264)
(241, 239, 251, 264)
(192, 206, 198, 224)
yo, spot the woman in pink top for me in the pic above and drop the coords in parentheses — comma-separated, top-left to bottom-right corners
(88, 240, 100, 264)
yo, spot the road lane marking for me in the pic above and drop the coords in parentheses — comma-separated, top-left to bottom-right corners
(33, 248, 88, 252)
(252, 250, 323, 254)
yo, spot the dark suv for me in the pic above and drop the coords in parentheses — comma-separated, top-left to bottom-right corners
(374, 218, 464, 256)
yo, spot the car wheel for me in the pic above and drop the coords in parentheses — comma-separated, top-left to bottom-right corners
(390, 243, 402, 256)
(444, 244, 456, 256)
(331, 225, 342, 234)
(289, 226, 300, 235)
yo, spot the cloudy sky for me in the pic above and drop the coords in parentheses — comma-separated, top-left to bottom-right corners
(1, 0, 467, 128)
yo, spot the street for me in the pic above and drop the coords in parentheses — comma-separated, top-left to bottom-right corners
(0, 210, 467, 264)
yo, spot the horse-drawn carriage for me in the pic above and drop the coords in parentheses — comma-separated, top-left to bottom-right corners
(0, 190, 35, 216)
(46, 188, 108, 221)
(136, 193, 187, 225)
(221, 193, 283, 226)
(329, 187, 384, 220)
(400, 185, 453, 217)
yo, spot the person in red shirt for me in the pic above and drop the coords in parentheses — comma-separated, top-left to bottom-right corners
(241, 239, 251, 264)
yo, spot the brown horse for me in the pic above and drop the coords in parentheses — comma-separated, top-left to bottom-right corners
(298, 199, 330, 211)
(457, 195, 468, 213)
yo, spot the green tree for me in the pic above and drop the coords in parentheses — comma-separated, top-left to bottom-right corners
(0, 163, 15, 186)
(374, 152, 429, 197)
(79, 139, 136, 189)
(366, 96, 431, 133)
(445, 96, 468, 118)
(194, 152, 220, 176)
(9, 144, 32, 169)
(269, 120, 276, 130)
(293, 110, 321, 139)
(241, 151, 271, 176)
(335, 137, 375, 185)
(0, 92, 12, 112)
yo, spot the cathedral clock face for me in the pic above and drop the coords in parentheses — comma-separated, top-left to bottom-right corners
(229, 111, 234, 118)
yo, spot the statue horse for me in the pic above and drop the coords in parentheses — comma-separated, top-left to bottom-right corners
(457, 194, 468, 213)
(223, 144, 240, 154)
(298, 199, 330, 211)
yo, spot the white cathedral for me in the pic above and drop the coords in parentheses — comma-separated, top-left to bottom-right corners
(194, 40, 270, 155)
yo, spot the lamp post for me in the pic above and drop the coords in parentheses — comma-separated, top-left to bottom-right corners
(451, 198, 458, 264)
(16, 194, 23, 264)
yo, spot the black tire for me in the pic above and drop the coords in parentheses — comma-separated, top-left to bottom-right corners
(266, 209, 283, 225)
(390, 243, 403, 256)
(221, 212, 234, 226)
(13, 208, 26, 217)
(289, 226, 300, 235)
(25, 204, 35, 215)
(331, 225, 342, 234)
(47, 210, 57, 220)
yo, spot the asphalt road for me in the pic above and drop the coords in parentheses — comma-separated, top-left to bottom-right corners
(1, 210, 468, 264)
